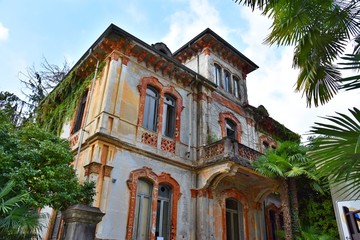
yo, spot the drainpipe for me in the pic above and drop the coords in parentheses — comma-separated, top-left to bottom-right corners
(74, 50, 99, 171)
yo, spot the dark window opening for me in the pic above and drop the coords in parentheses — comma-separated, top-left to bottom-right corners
(214, 64, 221, 86)
(263, 141, 269, 150)
(224, 71, 231, 93)
(72, 91, 88, 134)
(226, 119, 237, 140)
(226, 198, 245, 240)
(143, 86, 159, 132)
(162, 95, 176, 138)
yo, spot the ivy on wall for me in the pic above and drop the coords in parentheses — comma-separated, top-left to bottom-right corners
(36, 62, 105, 135)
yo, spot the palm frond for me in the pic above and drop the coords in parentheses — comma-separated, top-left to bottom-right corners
(309, 108, 360, 197)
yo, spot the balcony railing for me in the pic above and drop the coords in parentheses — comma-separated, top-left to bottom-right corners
(201, 137, 261, 167)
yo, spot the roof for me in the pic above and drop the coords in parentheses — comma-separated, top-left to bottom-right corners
(173, 28, 259, 75)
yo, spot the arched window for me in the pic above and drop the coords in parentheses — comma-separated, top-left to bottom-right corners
(162, 95, 176, 138)
(226, 198, 245, 240)
(224, 70, 231, 92)
(233, 76, 240, 98)
(214, 63, 221, 86)
(226, 119, 237, 140)
(143, 86, 159, 131)
(156, 184, 172, 239)
(133, 179, 153, 240)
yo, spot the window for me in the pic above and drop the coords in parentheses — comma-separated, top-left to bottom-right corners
(263, 141, 269, 150)
(214, 63, 221, 86)
(155, 184, 172, 239)
(126, 167, 180, 240)
(143, 86, 159, 132)
(162, 95, 176, 138)
(226, 119, 237, 140)
(226, 198, 245, 240)
(233, 76, 240, 98)
(224, 70, 231, 92)
(72, 91, 88, 134)
(133, 179, 153, 240)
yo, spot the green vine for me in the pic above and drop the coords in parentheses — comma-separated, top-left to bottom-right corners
(36, 62, 105, 135)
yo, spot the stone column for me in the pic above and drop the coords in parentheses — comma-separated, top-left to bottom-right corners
(61, 204, 105, 240)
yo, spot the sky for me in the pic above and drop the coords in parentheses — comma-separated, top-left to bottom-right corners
(0, 0, 358, 141)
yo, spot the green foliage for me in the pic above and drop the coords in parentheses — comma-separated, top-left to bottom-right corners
(297, 178, 339, 239)
(0, 110, 95, 210)
(36, 61, 105, 135)
(309, 107, 360, 199)
(252, 141, 316, 179)
(0, 181, 43, 239)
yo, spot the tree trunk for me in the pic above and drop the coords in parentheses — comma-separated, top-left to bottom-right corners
(289, 177, 301, 236)
(279, 178, 293, 240)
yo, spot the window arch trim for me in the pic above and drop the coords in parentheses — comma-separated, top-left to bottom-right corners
(126, 167, 180, 240)
(220, 189, 249, 240)
(219, 112, 242, 142)
(138, 77, 183, 141)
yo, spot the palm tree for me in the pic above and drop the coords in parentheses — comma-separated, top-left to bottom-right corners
(234, 0, 360, 107)
(0, 181, 43, 239)
(252, 141, 318, 239)
(309, 108, 360, 199)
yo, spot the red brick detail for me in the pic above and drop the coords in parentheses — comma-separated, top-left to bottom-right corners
(212, 92, 245, 117)
(204, 48, 211, 55)
(137, 77, 183, 141)
(158, 172, 181, 239)
(161, 138, 176, 153)
(246, 117, 255, 127)
(163, 85, 183, 141)
(126, 167, 180, 240)
(137, 76, 164, 129)
(104, 165, 113, 177)
(84, 162, 102, 176)
(220, 189, 249, 240)
(190, 189, 197, 198)
(204, 142, 225, 159)
(219, 112, 242, 142)
(69, 132, 79, 148)
(110, 52, 120, 61)
(141, 131, 158, 147)
(122, 56, 130, 65)
(259, 135, 277, 153)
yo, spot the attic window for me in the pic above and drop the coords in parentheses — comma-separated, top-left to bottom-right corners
(152, 42, 172, 57)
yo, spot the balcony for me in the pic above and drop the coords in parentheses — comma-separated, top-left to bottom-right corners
(201, 137, 261, 168)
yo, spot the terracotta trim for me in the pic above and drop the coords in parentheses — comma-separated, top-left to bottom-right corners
(219, 112, 242, 142)
(211, 92, 245, 117)
(259, 135, 277, 153)
(126, 167, 180, 240)
(220, 189, 249, 240)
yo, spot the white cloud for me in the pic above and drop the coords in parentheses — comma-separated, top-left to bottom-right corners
(0, 22, 9, 41)
(161, 0, 230, 50)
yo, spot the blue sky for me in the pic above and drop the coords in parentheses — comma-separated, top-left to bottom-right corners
(0, 0, 358, 139)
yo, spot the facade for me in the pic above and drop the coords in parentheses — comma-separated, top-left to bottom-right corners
(43, 24, 299, 240)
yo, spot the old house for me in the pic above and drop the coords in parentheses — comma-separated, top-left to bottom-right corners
(41, 24, 299, 239)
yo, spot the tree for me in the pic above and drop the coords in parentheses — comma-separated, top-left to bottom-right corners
(234, 0, 360, 107)
(0, 110, 94, 211)
(234, 0, 360, 227)
(0, 91, 26, 126)
(0, 181, 43, 239)
(252, 141, 318, 239)
(19, 57, 69, 116)
(309, 108, 360, 199)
